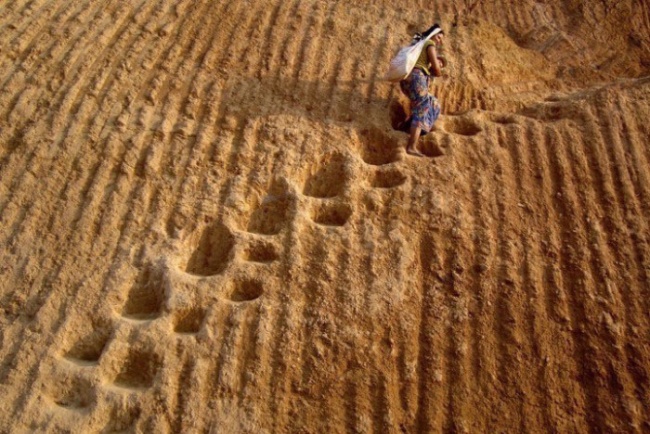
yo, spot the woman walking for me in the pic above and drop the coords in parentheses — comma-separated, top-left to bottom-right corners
(398, 24, 445, 157)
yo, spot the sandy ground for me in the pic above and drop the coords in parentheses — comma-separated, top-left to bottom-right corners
(1, 0, 650, 432)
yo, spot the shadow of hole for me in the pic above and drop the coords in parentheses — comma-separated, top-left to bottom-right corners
(186, 221, 234, 276)
(244, 242, 279, 263)
(229, 279, 264, 302)
(122, 267, 165, 321)
(545, 94, 564, 102)
(174, 307, 205, 334)
(303, 153, 347, 198)
(114, 349, 160, 390)
(357, 128, 400, 166)
(490, 115, 518, 125)
(312, 203, 352, 227)
(103, 406, 141, 433)
(445, 118, 482, 136)
(65, 327, 111, 364)
(389, 97, 409, 131)
(419, 137, 445, 157)
(371, 170, 407, 189)
(248, 197, 290, 235)
(48, 376, 94, 410)
(520, 103, 574, 123)
(542, 106, 565, 121)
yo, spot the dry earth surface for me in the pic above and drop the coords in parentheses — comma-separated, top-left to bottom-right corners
(1, 0, 650, 432)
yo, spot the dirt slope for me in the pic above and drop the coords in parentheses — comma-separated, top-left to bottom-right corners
(1, 0, 650, 432)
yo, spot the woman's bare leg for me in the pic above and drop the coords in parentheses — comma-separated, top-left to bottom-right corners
(406, 124, 424, 156)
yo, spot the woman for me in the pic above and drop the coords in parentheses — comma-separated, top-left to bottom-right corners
(398, 24, 445, 157)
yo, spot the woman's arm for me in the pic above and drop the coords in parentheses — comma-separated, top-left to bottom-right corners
(427, 45, 442, 77)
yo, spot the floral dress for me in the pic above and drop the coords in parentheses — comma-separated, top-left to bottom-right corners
(399, 68, 441, 135)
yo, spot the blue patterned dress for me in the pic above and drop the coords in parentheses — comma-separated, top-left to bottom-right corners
(399, 68, 441, 135)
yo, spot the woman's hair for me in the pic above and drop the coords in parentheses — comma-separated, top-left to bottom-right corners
(412, 23, 444, 43)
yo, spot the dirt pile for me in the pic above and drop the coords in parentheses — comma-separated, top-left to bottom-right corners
(1, 0, 650, 432)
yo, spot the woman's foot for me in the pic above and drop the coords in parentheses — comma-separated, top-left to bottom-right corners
(406, 147, 424, 157)
(406, 124, 423, 156)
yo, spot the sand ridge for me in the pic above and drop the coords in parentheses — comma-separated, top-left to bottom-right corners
(1, 0, 650, 432)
